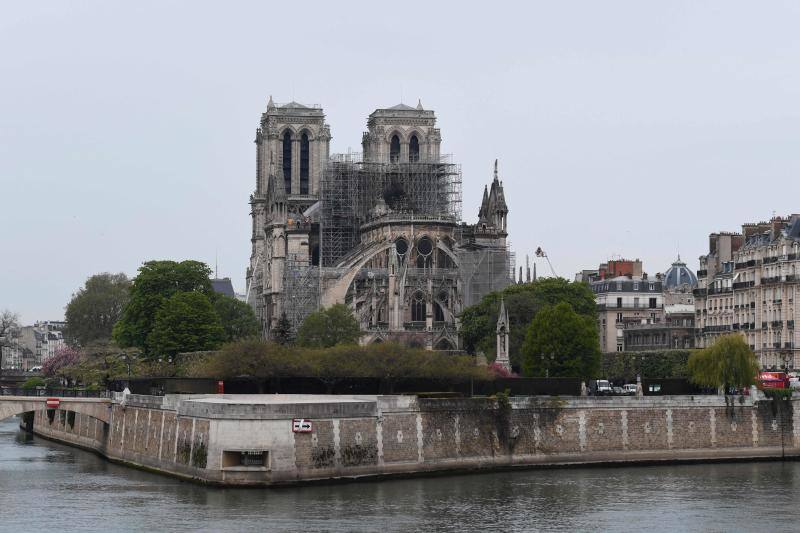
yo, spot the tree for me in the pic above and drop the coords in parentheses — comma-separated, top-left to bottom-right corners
(688, 334, 759, 392)
(521, 302, 601, 380)
(0, 310, 20, 373)
(296, 304, 362, 348)
(146, 291, 225, 359)
(460, 277, 596, 367)
(64, 273, 131, 346)
(0, 310, 19, 339)
(113, 260, 213, 354)
(68, 340, 137, 388)
(271, 312, 294, 345)
(42, 346, 81, 379)
(212, 294, 260, 342)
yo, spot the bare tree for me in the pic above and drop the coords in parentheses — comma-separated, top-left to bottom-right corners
(0, 310, 21, 375)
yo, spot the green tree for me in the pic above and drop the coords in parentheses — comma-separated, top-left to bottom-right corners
(146, 292, 225, 359)
(271, 312, 294, 345)
(22, 377, 46, 389)
(688, 334, 759, 392)
(460, 277, 596, 366)
(521, 302, 601, 380)
(69, 340, 136, 388)
(296, 304, 362, 348)
(113, 260, 213, 354)
(64, 273, 131, 346)
(212, 294, 260, 342)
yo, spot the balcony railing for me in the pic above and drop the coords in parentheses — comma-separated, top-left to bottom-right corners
(702, 325, 732, 333)
(708, 286, 732, 295)
(693, 288, 707, 297)
(761, 276, 783, 285)
(735, 260, 758, 270)
(597, 303, 660, 310)
(772, 321, 783, 329)
(733, 281, 755, 290)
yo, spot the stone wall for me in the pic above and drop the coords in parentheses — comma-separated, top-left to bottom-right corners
(30, 394, 800, 486)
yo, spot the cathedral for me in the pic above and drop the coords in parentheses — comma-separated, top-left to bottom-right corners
(246, 98, 513, 350)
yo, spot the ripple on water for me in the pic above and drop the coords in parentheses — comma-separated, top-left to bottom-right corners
(2, 418, 800, 532)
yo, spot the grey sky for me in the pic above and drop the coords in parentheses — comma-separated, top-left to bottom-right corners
(2, 1, 799, 324)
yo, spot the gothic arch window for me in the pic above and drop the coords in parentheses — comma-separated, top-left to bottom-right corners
(409, 134, 420, 162)
(282, 131, 292, 193)
(434, 302, 445, 322)
(390, 134, 400, 163)
(300, 132, 310, 194)
(416, 236, 433, 268)
(434, 338, 453, 350)
(411, 292, 426, 322)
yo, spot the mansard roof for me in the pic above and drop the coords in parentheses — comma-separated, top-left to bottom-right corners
(386, 103, 416, 111)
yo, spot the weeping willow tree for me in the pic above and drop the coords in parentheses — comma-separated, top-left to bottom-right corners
(688, 335, 759, 392)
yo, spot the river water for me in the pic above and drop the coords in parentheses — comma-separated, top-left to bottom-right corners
(1, 417, 800, 532)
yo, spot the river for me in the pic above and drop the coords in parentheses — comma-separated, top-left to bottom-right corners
(1, 417, 799, 532)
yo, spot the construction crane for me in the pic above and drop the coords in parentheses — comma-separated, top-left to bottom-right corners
(535, 247, 558, 278)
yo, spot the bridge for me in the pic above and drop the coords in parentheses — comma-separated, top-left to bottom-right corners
(0, 396, 112, 424)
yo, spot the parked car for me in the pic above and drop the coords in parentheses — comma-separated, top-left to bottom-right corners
(612, 386, 625, 396)
(593, 379, 613, 396)
(623, 384, 638, 395)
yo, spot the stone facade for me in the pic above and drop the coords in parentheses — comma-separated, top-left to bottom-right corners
(590, 276, 665, 352)
(246, 99, 513, 349)
(695, 215, 800, 369)
(21, 393, 800, 487)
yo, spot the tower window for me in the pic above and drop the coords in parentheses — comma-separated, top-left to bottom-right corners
(409, 135, 419, 162)
(300, 133, 309, 194)
(390, 134, 400, 163)
(282, 131, 292, 194)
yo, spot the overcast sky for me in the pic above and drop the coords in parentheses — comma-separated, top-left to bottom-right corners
(2, 1, 799, 324)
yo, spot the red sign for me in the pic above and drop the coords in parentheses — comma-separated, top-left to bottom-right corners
(46, 398, 60, 409)
(292, 419, 312, 433)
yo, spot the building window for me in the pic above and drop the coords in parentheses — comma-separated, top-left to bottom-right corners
(409, 134, 420, 162)
(633, 282, 639, 291)
(411, 292, 426, 322)
(634, 297, 640, 308)
(300, 133, 310, 194)
(616, 312, 623, 323)
(282, 131, 292, 193)
(390, 134, 400, 163)
(649, 298, 657, 309)
(617, 297, 623, 308)
(649, 283, 654, 291)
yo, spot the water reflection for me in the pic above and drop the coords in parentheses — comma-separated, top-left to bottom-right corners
(1, 417, 800, 532)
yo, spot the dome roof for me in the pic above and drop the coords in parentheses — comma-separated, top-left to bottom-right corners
(664, 256, 697, 289)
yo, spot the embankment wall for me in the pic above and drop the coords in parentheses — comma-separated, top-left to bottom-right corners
(31, 394, 800, 486)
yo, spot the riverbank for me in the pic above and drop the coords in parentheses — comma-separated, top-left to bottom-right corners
(29, 393, 800, 486)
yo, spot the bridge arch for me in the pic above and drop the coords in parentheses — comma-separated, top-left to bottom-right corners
(0, 397, 111, 424)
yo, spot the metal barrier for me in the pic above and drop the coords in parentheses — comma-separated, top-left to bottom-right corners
(0, 387, 108, 398)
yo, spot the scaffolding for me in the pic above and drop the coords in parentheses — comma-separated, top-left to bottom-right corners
(320, 153, 462, 267)
(457, 244, 516, 308)
(281, 256, 320, 332)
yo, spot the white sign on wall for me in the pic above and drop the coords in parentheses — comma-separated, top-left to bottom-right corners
(292, 419, 312, 433)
